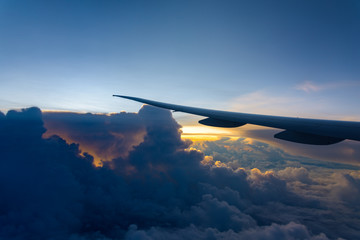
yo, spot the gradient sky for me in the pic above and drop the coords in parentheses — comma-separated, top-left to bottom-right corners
(1, 0, 359, 118)
(2, 2, 360, 238)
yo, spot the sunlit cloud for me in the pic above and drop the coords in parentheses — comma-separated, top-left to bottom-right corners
(182, 125, 233, 135)
(183, 124, 360, 167)
(43, 110, 146, 166)
(236, 128, 360, 166)
(179, 120, 360, 165)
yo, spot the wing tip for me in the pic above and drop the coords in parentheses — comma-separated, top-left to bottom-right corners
(113, 94, 132, 99)
(113, 95, 144, 103)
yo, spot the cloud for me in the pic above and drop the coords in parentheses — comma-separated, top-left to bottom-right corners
(296, 80, 360, 93)
(125, 222, 329, 240)
(296, 81, 321, 93)
(1, 106, 360, 239)
(43, 111, 147, 165)
(191, 136, 360, 171)
(242, 128, 360, 166)
(328, 172, 360, 206)
(277, 167, 314, 184)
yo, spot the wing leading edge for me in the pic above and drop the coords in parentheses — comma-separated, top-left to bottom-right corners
(113, 95, 360, 145)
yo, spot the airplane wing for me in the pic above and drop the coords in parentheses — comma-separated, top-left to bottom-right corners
(113, 95, 360, 145)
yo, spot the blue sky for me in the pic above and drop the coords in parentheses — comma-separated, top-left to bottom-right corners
(1, 0, 359, 118)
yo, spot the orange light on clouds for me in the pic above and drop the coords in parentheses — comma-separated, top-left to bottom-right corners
(182, 126, 233, 135)
(179, 124, 268, 144)
(181, 125, 240, 141)
(43, 129, 104, 167)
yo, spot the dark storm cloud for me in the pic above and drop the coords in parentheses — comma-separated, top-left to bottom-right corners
(1, 106, 360, 239)
(124, 222, 329, 240)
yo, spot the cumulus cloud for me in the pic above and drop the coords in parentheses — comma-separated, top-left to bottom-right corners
(277, 167, 314, 184)
(0, 106, 360, 239)
(125, 222, 329, 240)
(240, 128, 360, 166)
(43, 111, 147, 164)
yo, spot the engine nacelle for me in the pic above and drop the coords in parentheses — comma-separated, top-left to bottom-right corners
(198, 117, 246, 128)
(274, 130, 344, 145)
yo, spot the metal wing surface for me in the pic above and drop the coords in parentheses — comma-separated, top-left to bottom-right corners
(113, 95, 360, 145)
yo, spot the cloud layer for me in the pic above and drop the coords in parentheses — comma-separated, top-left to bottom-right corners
(1, 106, 360, 239)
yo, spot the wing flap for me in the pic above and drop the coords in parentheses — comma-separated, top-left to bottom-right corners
(199, 117, 246, 128)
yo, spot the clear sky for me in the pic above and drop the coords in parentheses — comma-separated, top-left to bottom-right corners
(1, 0, 359, 118)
